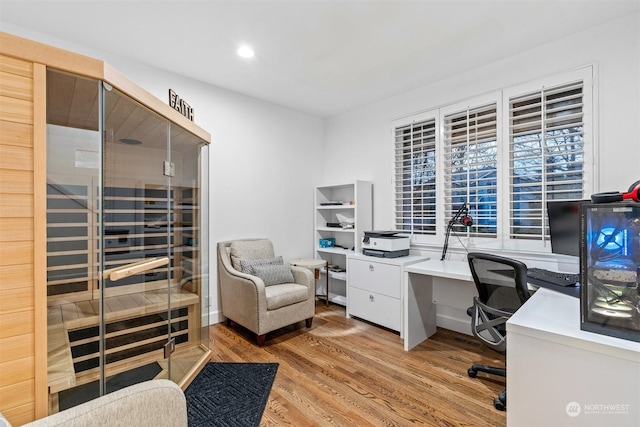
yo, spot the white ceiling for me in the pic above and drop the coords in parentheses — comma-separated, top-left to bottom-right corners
(1, 0, 638, 117)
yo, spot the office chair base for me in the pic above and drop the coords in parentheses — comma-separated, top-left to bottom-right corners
(494, 389, 506, 411)
(468, 365, 507, 411)
(468, 365, 506, 378)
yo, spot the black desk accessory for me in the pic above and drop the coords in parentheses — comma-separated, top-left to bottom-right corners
(441, 203, 473, 260)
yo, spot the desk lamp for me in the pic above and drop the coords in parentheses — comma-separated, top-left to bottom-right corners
(441, 203, 473, 260)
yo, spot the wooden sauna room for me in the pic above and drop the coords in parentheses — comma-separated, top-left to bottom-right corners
(0, 32, 211, 425)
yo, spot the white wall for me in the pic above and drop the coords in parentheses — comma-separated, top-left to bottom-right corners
(3, 11, 638, 324)
(323, 12, 640, 266)
(2, 24, 325, 324)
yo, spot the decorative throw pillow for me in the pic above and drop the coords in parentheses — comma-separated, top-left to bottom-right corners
(238, 256, 284, 274)
(252, 264, 294, 286)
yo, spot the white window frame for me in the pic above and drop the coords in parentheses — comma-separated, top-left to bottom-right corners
(439, 92, 502, 251)
(391, 66, 595, 254)
(391, 109, 440, 245)
(501, 67, 595, 253)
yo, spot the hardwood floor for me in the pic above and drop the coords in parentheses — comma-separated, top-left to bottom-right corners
(209, 302, 507, 427)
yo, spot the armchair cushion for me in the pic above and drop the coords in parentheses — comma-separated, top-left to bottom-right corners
(230, 240, 275, 270)
(238, 256, 284, 274)
(252, 263, 294, 286)
(265, 283, 311, 310)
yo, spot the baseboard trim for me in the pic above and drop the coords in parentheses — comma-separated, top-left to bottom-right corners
(436, 314, 472, 336)
(208, 308, 224, 325)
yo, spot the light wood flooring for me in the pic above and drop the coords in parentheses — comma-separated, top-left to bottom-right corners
(209, 302, 507, 427)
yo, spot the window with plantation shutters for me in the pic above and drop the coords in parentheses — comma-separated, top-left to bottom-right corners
(393, 118, 437, 236)
(390, 67, 593, 253)
(509, 81, 585, 242)
(443, 103, 498, 237)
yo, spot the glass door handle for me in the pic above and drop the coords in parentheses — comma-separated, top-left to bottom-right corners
(105, 257, 169, 281)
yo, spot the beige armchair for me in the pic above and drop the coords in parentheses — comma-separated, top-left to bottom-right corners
(217, 238, 315, 345)
(1, 380, 187, 427)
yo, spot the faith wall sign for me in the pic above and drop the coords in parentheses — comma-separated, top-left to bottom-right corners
(169, 89, 194, 121)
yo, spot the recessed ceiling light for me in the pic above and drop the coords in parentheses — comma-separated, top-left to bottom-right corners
(237, 45, 255, 59)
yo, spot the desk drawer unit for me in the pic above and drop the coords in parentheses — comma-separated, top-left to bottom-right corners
(348, 258, 401, 331)
(347, 255, 428, 333)
(349, 286, 401, 331)
(348, 259, 401, 298)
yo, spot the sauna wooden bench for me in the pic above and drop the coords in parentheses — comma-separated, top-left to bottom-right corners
(47, 287, 199, 394)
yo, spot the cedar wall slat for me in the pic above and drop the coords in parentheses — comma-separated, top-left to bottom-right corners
(0, 144, 33, 170)
(0, 120, 32, 147)
(0, 54, 36, 425)
(0, 169, 34, 194)
(0, 217, 34, 242)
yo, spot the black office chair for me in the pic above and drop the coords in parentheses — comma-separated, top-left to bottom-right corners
(466, 252, 531, 411)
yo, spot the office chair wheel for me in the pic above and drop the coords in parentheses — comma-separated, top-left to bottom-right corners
(468, 367, 477, 378)
(494, 389, 506, 411)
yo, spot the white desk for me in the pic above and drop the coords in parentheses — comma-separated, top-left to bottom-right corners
(507, 288, 640, 426)
(403, 260, 475, 350)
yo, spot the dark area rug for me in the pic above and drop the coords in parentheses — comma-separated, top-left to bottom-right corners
(58, 362, 162, 411)
(185, 362, 279, 427)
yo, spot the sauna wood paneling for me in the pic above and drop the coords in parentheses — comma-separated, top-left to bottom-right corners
(0, 52, 36, 425)
(0, 285, 33, 314)
(0, 95, 32, 124)
(0, 403, 33, 427)
(0, 379, 34, 415)
(0, 55, 33, 78)
(0, 144, 33, 170)
(0, 120, 32, 147)
(0, 309, 34, 339)
(0, 333, 34, 364)
(0, 217, 33, 242)
(0, 240, 32, 266)
(0, 264, 33, 294)
(0, 193, 32, 218)
(0, 169, 33, 194)
(0, 70, 32, 100)
(0, 356, 34, 387)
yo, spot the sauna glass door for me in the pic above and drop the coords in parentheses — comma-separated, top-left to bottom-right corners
(46, 71, 104, 407)
(101, 83, 175, 392)
(46, 69, 209, 413)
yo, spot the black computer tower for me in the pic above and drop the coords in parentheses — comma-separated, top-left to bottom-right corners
(580, 202, 640, 342)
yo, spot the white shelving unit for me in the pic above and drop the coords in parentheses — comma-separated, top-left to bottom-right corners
(314, 181, 372, 305)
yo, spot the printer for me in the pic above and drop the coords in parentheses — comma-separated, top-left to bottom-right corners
(362, 231, 410, 258)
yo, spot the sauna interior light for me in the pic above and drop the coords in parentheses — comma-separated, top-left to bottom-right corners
(119, 138, 142, 145)
(237, 45, 255, 58)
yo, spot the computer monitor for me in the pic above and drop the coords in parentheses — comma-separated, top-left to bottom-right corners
(547, 199, 588, 257)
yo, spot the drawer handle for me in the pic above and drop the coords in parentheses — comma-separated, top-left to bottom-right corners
(369, 264, 374, 271)
(369, 294, 375, 302)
